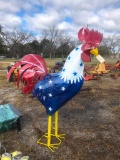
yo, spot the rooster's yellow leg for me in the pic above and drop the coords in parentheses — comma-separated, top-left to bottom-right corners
(37, 114, 63, 152)
(47, 115, 52, 146)
(54, 111, 65, 139)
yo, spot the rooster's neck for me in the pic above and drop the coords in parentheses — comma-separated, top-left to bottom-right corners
(59, 45, 84, 84)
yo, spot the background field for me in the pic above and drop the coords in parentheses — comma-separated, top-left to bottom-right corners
(0, 57, 119, 70)
(0, 57, 120, 160)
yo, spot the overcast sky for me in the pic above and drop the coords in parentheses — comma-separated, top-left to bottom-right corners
(0, 0, 120, 40)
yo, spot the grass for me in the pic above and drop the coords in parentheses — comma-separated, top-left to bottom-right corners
(0, 57, 119, 70)
(0, 58, 63, 70)
(45, 58, 64, 67)
(0, 58, 17, 62)
(86, 57, 119, 66)
(0, 62, 120, 160)
(112, 106, 120, 119)
(0, 62, 11, 70)
(0, 62, 3, 70)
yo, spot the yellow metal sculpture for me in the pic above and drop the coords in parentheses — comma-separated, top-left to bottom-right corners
(37, 111, 65, 152)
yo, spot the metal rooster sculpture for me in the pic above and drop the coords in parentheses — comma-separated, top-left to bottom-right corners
(7, 54, 48, 94)
(33, 27, 105, 151)
(7, 27, 104, 152)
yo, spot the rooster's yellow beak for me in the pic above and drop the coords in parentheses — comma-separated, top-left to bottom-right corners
(90, 48, 99, 56)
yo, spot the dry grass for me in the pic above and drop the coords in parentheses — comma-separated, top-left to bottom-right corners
(0, 58, 62, 70)
(0, 57, 119, 70)
(0, 74, 6, 81)
(0, 58, 120, 160)
(0, 62, 11, 70)
(112, 106, 120, 119)
(0, 62, 3, 70)
(45, 58, 64, 67)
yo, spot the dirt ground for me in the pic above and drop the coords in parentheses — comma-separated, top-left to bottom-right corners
(0, 71, 120, 160)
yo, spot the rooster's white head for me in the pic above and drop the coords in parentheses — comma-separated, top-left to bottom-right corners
(60, 27, 104, 84)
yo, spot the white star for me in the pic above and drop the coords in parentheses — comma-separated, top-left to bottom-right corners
(61, 87, 65, 91)
(49, 80, 53, 84)
(37, 93, 41, 97)
(39, 86, 42, 89)
(49, 107, 52, 111)
(43, 96, 46, 101)
(48, 93, 52, 97)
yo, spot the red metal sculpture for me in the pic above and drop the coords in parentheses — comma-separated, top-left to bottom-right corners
(7, 54, 48, 94)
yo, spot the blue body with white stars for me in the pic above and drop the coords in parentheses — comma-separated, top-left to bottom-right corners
(33, 45, 84, 115)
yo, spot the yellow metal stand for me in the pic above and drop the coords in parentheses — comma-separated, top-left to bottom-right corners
(37, 111, 65, 152)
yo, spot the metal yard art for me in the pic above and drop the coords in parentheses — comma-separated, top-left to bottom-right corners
(7, 27, 105, 152)
(33, 27, 104, 151)
(7, 54, 48, 94)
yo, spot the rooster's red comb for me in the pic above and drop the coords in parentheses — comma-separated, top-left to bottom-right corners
(78, 27, 103, 50)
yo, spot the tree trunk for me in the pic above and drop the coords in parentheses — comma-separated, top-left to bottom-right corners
(49, 52, 52, 58)
(16, 54, 19, 59)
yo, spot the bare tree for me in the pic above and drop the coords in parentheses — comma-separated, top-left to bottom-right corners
(102, 34, 120, 58)
(41, 26, 67, 58)
(58, 35, 74, 59)
(0, 28, 34, 58)
(0, 25, 3, 33)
